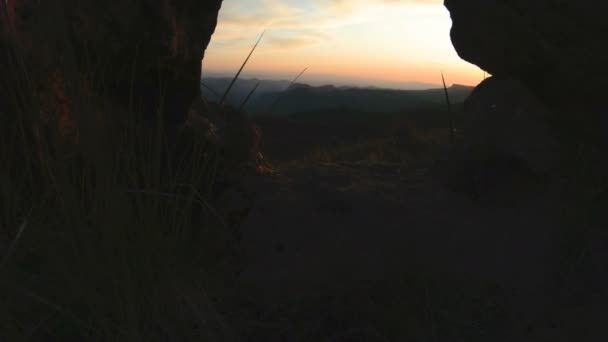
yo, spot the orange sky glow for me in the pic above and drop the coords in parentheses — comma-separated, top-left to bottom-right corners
(202, 0, 485, 89)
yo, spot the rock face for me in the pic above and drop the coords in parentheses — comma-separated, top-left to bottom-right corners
(438, 77, 561, 202)
(462, 77, 561, 177)
(445, 0, 608, 107)
(443, 2, 608, 338)
(185, 97, 265, 172)
(1, 0, 223, 125)
(2, 1, 267, 233)
(443, 0, 608, 195)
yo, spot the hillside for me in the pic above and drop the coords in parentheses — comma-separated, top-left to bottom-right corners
(200, 77, 474, 115)
(201, 77, 293, 104)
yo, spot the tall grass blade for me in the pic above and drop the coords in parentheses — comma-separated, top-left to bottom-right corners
(269, 67, 308, 113)
(201, 82, 222, 101)
(238, 81, 260, 113)
(219, 30, 266, 105)
(289, 67, 308, 89)
(441, 72, 454, 145)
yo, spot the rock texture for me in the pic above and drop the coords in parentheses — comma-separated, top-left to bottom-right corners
(443, 0, 608, 194)
(445, 0, 608, 107)
(443, 2, 608, 338)
(463, 77, 561, 176)
(437, 77, 562, 202)
(1, 0, 223, 125)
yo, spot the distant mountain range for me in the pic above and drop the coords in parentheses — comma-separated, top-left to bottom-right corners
(200, 72, 442, 90)
(200, 77, 475, 115)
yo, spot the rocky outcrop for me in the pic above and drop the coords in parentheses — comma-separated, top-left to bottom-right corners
(436, 77, 563, 201)
(443, 2, 608, 338)
(184, 97, 265, 172)
(443, 0, 608, 196)
(1, 0, 223, 125)
(445, 0, 608, 107)
(1, 1, 269, 236)
(462, 77, 561, 176)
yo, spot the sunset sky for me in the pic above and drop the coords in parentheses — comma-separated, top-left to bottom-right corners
(202, 0, 485, 89)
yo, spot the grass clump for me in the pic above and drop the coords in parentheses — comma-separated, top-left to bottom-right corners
(0, 34, 239, 342)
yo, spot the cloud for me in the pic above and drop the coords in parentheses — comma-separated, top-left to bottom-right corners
(265, 36, 318, 48)
(320, 0, 441, 13)
(381, 0, 441, 3)
(204, 0, 484, 87)
(210, 0, 442, 49)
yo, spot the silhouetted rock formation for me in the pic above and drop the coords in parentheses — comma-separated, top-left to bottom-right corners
(464, 78, 561, 176)
(185, 97, 264, 171)
(445, 0, 607, 107)
(442, 2, 608, 338)
(444, 0, 608, 191)
(1, 0, 223, 125)
(437, 78, 561, 200)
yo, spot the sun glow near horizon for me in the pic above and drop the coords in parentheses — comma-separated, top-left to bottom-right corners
(202, 0, 485, 89)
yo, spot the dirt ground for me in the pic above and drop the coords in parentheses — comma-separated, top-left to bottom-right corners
(213, 115, 607, 341)
(230, 161, 575, 340)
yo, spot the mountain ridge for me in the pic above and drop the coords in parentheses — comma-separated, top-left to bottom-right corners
(200, 77, 475, 115)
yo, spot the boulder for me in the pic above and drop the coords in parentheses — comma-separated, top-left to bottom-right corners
(445, 0, 608, 107)
(462, 77, 561, 176)
(443, 2, 608, 337)
(1, 0, 223, 125)
(436, 77, 561, 202)
(442, 0, 608, 198)
(185, 97, 265, 173)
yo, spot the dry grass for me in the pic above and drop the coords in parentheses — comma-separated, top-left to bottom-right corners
(304, 123, 450, 166)
(0, 29, 240, 342)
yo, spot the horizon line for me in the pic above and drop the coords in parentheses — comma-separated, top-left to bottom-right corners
(201, 72, 477, 90)
(200, 72, 479, 91)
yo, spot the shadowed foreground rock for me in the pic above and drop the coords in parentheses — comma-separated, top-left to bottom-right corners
(1, 0, 223, 125)
(436, 77, 561, 201)
(445, 0, 608, 106)
(443, 0, 608, 193)
(446, 0, 608, 162)
(1, 0, 269, 232)
(442, 1, 608, 340)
